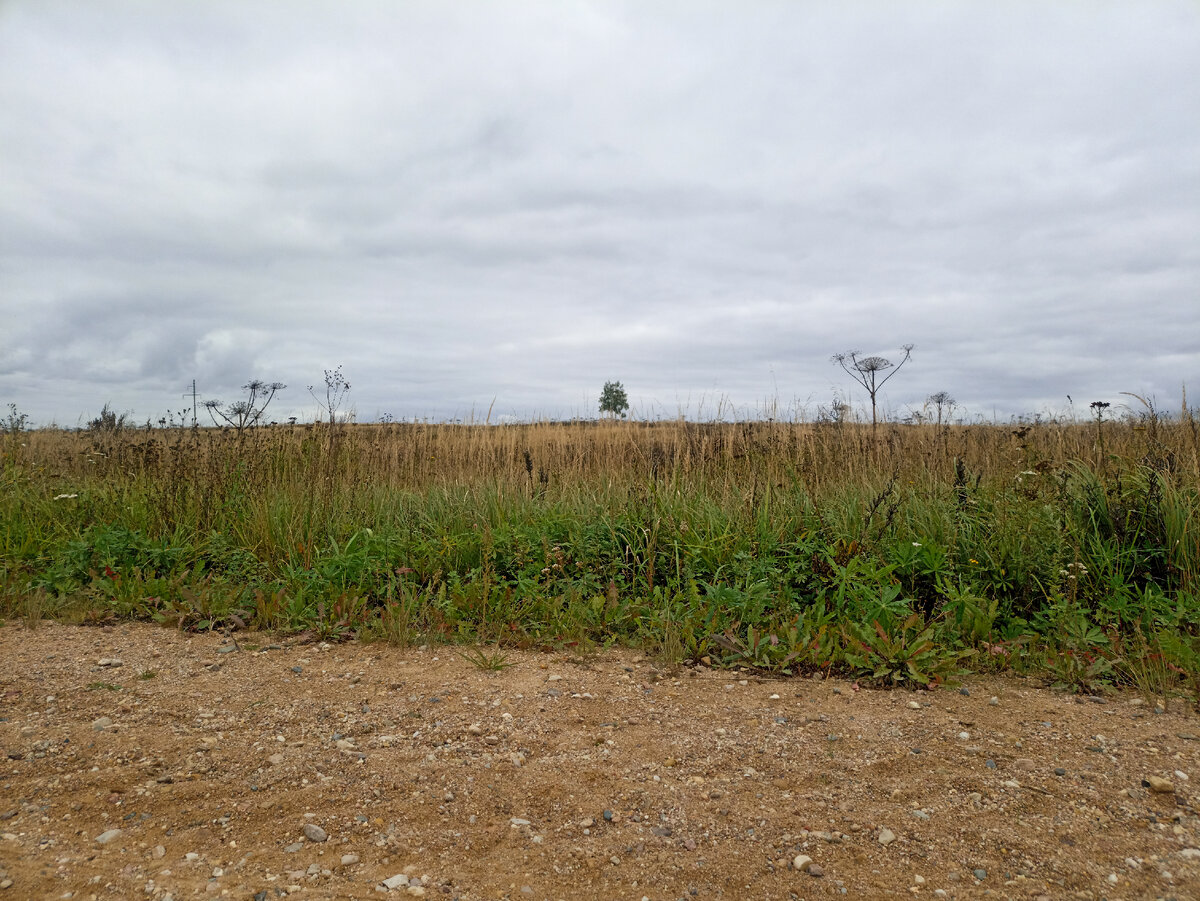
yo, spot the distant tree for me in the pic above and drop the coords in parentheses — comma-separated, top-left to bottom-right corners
(927, 391, 956, 427)
(204, 380, 286, 436)
(831, 345, 914, 435)
(599, 381, 629, 419)
(817, 391, 852, 426)
(88, 402, 130, 433)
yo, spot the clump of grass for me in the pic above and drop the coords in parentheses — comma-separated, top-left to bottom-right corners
(457, 648, 514, 671)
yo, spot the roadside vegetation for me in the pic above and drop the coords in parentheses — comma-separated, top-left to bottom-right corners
(2, 408, 1199, 705)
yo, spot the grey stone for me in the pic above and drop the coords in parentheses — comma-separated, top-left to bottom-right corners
(95, 828, 122, 844)
(302, 823, 328, 842)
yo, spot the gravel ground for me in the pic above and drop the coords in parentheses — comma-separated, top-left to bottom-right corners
(1, 621, 1199, 901)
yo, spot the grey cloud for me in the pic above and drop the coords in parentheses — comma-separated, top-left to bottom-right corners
(2, 1, 1198, 427)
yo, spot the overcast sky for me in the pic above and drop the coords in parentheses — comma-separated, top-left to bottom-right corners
(2, 1, 1198, 427)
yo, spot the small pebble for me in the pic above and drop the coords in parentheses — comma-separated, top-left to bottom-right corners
(792, 854, 814, 872)
(988, 696, 999, 706)
(959, 687, 970, 696)
(302, 823, 328, 843)
(877, 827, 896, 846)
(340, 854, 359, 866)
(1054, 767, 1066, 776)
(973, 868, 987, 880)
(92, 716, 114, 732)
(95, 828, 122, 844)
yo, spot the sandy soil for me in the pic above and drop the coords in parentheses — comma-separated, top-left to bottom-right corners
(1, 621, 1198, 901)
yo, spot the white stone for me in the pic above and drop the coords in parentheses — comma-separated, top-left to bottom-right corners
(792, 854, 814, 872)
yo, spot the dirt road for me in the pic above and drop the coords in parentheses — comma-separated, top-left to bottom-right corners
(1, 622, 1197, 900)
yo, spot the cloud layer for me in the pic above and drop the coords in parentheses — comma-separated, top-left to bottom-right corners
(3, 1, 1198, 426)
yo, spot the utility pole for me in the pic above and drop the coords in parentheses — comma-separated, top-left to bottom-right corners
(183, 380, 198, 427)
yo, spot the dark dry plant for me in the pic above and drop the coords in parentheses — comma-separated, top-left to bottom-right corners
(832, 345, 914, 434)
(203, 381, 286, 437)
